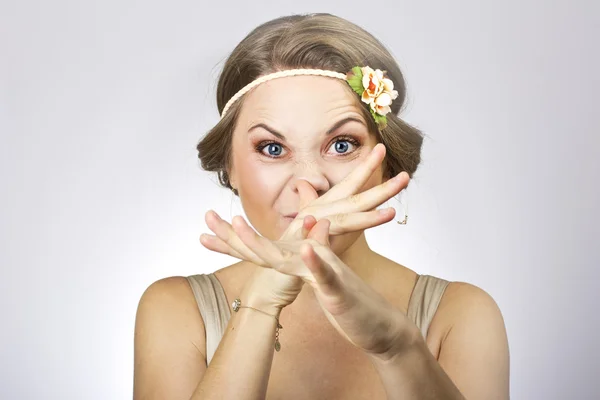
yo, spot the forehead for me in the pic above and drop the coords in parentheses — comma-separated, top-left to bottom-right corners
(237, 75, 367, 131)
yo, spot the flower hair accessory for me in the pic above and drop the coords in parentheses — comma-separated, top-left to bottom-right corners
(346, 66, 399, 129)
(220, 66, 398, 129)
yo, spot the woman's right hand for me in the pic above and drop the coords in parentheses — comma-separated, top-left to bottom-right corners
(200, 143, 410, 308)
(278, 143, 409, 251)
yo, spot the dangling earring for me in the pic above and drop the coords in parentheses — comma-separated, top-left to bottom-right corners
(395, 191, 408, 225)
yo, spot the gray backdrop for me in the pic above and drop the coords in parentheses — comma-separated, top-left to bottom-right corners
(1, 0, 598, 399)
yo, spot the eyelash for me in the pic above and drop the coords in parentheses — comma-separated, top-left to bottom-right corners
(255, 135, 362, 159)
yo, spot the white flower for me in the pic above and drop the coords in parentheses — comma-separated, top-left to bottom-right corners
(370, 92, 393, 115)
(360, 67, 399, 116)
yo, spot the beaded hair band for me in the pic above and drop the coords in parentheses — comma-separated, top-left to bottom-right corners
(220, 66, 399, 129)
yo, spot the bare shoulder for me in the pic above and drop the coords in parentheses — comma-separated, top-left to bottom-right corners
(136, 276, 202, 322)
(435, 280, 506, 332)
(135, 275, 207, 358)
(133, 266, 252, 356)
(133, 276, 208, 399)
(426, 279, 510, 399)
(424, 279, 506, 353)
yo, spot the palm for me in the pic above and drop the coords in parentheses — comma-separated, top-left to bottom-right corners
(231, 216, 394, 353)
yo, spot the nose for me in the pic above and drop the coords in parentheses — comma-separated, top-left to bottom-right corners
(292, 159, 330, 197)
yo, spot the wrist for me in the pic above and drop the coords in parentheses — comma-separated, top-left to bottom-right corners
(239, 286, 285, 316)
(242, 267, 304, 312)
(369, 311, 422, 363)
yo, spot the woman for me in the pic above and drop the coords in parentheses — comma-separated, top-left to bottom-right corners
(133, 13, 510, 399)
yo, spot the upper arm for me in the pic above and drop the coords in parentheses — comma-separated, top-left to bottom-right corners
(436, 282, 510, 400)
(133, 276, 207, 400)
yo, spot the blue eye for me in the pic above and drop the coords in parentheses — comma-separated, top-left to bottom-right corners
(334, 141, 350, 153)
(256, 135, 361, 159)
(256, 142, 286, 157)
(266, 143, 283, 156)
(328, 136, 361, 154)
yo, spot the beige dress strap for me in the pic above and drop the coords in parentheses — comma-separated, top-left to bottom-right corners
(186, 274, 231, 365)
(406, 274, 450, 340)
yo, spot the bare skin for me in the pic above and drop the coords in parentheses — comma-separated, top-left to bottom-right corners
(133, 75, 510, 399)
(214, 258, 423, 399)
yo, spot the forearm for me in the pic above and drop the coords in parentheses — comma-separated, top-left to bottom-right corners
(191, 289, 281, 400)
(369, 328, 465, 400)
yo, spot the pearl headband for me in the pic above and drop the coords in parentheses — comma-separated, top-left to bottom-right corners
(220, 66, 398, 129)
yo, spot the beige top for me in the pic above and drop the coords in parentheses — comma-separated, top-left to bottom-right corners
(186, 273, 450, 365)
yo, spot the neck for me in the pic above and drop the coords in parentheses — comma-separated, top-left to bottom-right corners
(337, 231, 377, 276)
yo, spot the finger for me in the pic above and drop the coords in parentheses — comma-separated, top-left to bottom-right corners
(282, 217, 307, 241)
(301, 215, 318, 239)
(283, 144, 391, 241)
(231, 215, 289, 267)
(325, 207, 397, 235)
(283, 180, 319, 241)
(307, 218, 331, 246)
(301, 243, 341, 296)
(311, 171, 409, 221)
(204, 210, 265, 265)
(199, 233, 246, 259)
(320, 142, 387, 203)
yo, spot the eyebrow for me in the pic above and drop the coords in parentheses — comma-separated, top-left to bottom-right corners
(247, 116, 366, 141)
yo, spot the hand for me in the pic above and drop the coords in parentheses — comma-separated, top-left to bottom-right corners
(276, 142, 409, 243)
(204, 213, 321, 310)
(199, 182, 323, 310)
(200, 143, 410, 259)
(217, 214, 415, 357)
(199, 143, 410, 309)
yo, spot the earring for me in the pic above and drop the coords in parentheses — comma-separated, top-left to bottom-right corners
(395, 192, 408, 225)
(397, 213, 408, 225)
(231, 187, 238, 196)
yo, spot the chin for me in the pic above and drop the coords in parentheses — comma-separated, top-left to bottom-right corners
(279, 216, 294, 232)
(268, 215, 293, 238)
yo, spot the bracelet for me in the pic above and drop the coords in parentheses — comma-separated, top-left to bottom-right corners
(232, 298, 283, 351)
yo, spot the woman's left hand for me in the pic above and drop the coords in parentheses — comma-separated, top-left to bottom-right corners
(202, 212, 418, 358)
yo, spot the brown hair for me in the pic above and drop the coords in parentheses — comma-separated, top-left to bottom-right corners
(197, 13, 424, 194)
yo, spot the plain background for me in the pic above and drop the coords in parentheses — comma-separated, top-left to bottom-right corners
(1, 1, 598, 399)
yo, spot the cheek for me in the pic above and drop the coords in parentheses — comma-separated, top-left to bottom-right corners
(235, 160, 288, 238)
(237, 161, 285, 199)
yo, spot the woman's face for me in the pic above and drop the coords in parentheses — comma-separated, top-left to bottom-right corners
(228, 75, 385, 244)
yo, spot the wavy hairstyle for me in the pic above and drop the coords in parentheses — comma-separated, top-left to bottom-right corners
(197, 13, 424, 195)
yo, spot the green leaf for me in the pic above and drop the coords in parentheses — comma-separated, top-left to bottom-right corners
(370, 110, 388, 130)
(346, 66, 364, 95)
(347, 76, 363, 95)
